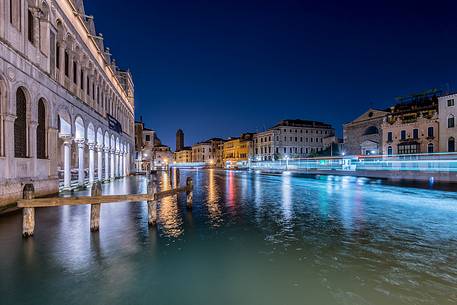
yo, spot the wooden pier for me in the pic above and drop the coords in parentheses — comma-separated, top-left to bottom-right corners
(17, 171, 193, 237)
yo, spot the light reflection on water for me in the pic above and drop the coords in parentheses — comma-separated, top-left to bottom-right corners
(0, 170, 457, 305)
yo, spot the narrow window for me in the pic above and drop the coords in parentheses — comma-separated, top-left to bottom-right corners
(413, 129, 419, 139)
(37, 99, 46, 159)
(14, 88, 27, 158)
(28, 10, 34, 43)
(427, 127, 434, 138)
(448, 115, 455, 128)
(72, 61, 77, 84)
(64, 50, 69, 76)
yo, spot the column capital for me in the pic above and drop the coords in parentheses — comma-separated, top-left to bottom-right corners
(75, 139, 86, 148)
(60, 135, 73, 145)
(88, 142, 96, 150)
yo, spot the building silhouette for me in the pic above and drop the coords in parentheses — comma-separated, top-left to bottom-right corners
(176, 129, 184, 152)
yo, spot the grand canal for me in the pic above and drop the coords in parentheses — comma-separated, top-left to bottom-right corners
(1, 169, 457, 305)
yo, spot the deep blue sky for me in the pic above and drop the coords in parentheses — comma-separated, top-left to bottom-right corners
(85, 0, 457, 149)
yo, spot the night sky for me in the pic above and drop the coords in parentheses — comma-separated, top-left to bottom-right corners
(85, 0, 457, 149)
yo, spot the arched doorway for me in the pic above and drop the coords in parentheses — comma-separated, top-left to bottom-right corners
(449, 137, 455, 152)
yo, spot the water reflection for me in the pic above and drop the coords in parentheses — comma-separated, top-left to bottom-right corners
(1, 173, 457, 305)
(158, 172, 183, 238)
(206, 169, 222, 227)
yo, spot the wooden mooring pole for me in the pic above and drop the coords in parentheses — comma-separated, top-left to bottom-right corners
(186, 177, 193, 209)
(22, 184, 35, 237)
(147, 178, 158, 226)
(90, 182, 102, 232)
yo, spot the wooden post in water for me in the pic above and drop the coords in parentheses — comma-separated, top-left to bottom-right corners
(22, 184, 35, 237)
(90, 182, 102, 231)
(175, 168, 180, 188)
(147, 179, 157, 226)
(186, 177, 193, 209)
(169, 167, 173, 187)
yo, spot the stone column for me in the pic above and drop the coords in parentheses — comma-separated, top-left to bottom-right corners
(104, 147, 110, 181)
(97, 145, 103, 181)
(62, 136, 72, 190)
(76, 139, 85, 186)
(110, 149, 115, 180)
(88, 143, 95, 184)
(120, 152, 124, 177)
(115, 150, 120, 178)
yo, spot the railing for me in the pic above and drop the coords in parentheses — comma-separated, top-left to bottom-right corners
(17, 169, 193, 237)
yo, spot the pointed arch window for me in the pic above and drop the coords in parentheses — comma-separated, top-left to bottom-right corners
(14, 88, 27, 158)
(37, 99, 46, 159)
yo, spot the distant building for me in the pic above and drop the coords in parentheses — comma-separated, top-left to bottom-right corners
(381, 96, 439, 155)
(152, 145, 173, 169)
(343, 109, 388, 155)
(191, 138, 224, 166)
(192, 141, 213, 164)
(438, 94, 457, 152)
(174, 147, 192, 163)
(253, 119, 335, 160)
(223, 133, 254, 168)
(176, 129, 184, 152)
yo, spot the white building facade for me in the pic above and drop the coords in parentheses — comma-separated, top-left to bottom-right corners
(253, 120, 335, 160)
(0, 0, 135, 207)
(438, 93, 457, 152)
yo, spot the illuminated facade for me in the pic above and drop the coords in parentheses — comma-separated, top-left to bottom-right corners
(381, 98, 439, 155)
(174, 147, 192, 163)
(223, 133, 254, 167)
(343, 109, 388, 155)
(0, 0, 134, 207)
(438, 93, 457, 152)
(191, 141, 212, 164)
(253, 119, 334, 161)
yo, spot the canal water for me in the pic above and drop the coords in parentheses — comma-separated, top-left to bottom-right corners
(1, 170, 457, 305)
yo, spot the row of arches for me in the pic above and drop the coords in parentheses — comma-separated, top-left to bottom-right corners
(2, 81, 132, 189)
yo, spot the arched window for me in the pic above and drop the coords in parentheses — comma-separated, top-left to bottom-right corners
(427, 143, 434, 153)
(14, 88, 27, 158)
(37, 99, 46, 159)
(449, 137, 455, 152)
(364, 126, 379, 135)
(448, 115, 455, 128)
(387, 146, 393, 155)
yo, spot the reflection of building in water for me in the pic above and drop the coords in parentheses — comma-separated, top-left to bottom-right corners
(206, 169, 222, 226)
(158, 173, 182, 237)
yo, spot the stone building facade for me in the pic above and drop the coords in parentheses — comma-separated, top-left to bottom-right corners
(222, 133, 254, 168)
(438, 93, 457, 152)
(191, 141, 212, 163)
(381, 99, 439, 155)
(253, 119, 334, 161)
(343, 109, 388, 155)
(0, 0, 135, 207)
(173, 147, 192, 163)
